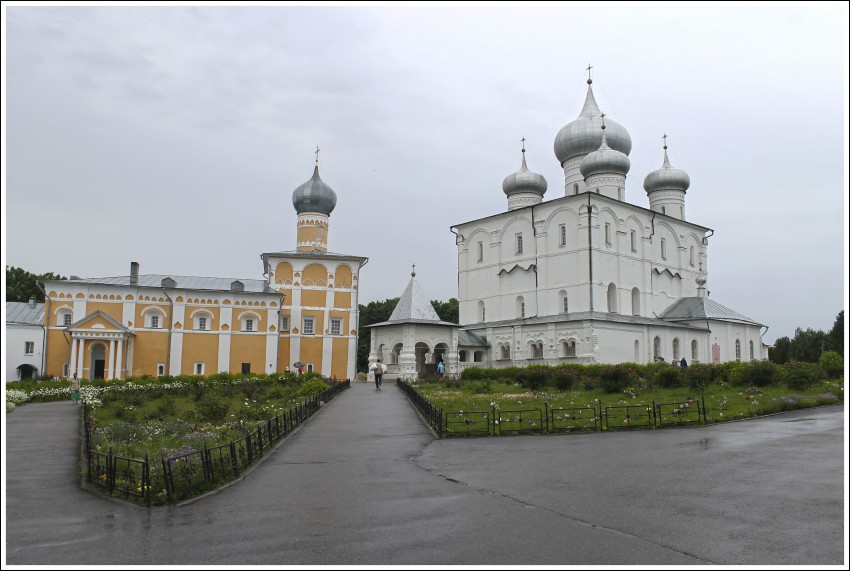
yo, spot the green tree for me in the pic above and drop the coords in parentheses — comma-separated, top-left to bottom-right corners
(826, 310, 844, 355)
(789, 327, 827, 363)
(431, 298, 459, 323)
(5, 266, 67, 302)
(769, 336, 791, 364)
(356, 298, 400, 372)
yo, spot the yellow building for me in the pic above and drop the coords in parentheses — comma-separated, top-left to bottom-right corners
(41, 160, 366, 380)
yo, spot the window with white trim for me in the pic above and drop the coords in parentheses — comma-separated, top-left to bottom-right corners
(517, 296, 525, 318)
(150, 314, 160, 329)
(25, 341, 34, 355)
(501, 345, 510, 360)
(193, 312, 212, 331)
(515, 233, 523, 254)
(561, 291, 569, 313)
(692, 339, 699, 361)
(573, 183, 579, 195)
(307, 364, 314, 373)
(157, 363, 165, 376)
(195, 362, 206, 375)
(281, 315, 290, 331)
(303, 317, 315, 335)
(735, 339, 742, 362)
(244, 318, 254, 332)
(559, 224, 566, 246)
(478, 300, 485, 323)
(59, 310, 72, 327)
(477, 241, 483, 262)
(604, 222, 611, 246)
(673, 338, 680, 360)
(62, 363, 69, 377)
(330, 318, 342, 336)
(198, 316, 207, 331)
(749, 340, 754, 360)
(630, 230, 637, 252)
(660, 238, 667, 259)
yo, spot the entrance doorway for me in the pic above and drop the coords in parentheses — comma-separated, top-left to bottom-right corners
(91, 343, 106, 379)
(17, 364, 37, 380)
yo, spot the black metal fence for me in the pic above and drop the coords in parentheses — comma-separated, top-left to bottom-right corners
(397, 381, 706, 438)
(84, 380, 350, 505)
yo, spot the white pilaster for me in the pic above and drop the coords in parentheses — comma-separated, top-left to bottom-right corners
(108, 339, 116, 379)
(76, 339, 85, 379)
(69, 338, 79, 378)
(218, 331, 231, 373)
(116, 339, 124, 379)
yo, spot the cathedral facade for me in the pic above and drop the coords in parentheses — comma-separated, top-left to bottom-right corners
(39, 161, 366, 381)
(370, 74, 767, 378)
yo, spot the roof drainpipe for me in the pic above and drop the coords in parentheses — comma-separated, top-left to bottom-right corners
(531, 205, 539, 318)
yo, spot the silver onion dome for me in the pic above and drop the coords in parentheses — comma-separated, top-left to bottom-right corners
(579, 126, 630, 178)
(292, 164, 337, 215)
(643, 143, 690, 194)
(503, 148, 548, 196)
(554, 80, 632, 165)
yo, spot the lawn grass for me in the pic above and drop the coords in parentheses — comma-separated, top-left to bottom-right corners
(412, 377, 844, 428)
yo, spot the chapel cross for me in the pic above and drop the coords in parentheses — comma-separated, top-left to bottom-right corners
(315, 145, 320, 164)
(586, 63, 593, 80)
(411, 263, 416, 277)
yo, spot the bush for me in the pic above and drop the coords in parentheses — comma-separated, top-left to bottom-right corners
(819, 351, 844, 379)
(784, 362, 821, 390)
(6, 402, 16, 413)
(197, 393, 229, 422)
(655, 366, 681, 389)
(298, 379, 330, 397)
(599, 365, 637, 393)
(740, 360, 781, 387)
(517, 369, 548, 390)
(684, 363, 714, 391)
(554, 369, 576, 391)
(460, 367, 488, 381)
(471, 380, 492, 394)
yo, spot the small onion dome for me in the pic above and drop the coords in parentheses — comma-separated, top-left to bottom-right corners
(554, 80, 632, 164)
(696, 274, 707, 288)
(579, 127, 631, 179)
(643, 144, 690, 194)
(502, 149, 548, 197)
(292, 164, 337, 215)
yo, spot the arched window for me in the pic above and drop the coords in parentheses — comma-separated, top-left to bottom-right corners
(478, 300, 486, 322)
(631, 287, 640, 316)
(689, 246, 695, 266)
(517, 296, 525, 318)
(459, 350, 468, 363)
(653, 336, 661, 361)
(749, 340, 754, 360)
(531, 342, 543, 359)
(634, 340, 640, 362)
(563, 341, 576, 357)
(607, 283, 617, 313)
(473, 351, 484, 363)
(661, 206, 666, 215)
(501, 345, 511, 360)
(239, 312, 261, 332)
(560, 290, 568, 313)
(573, 183, 579, 195)
(735, 339, 742, 361)
(691, 339, 698, 361)
(57, 308, 73, 327)
(673, 338, 680, 361)
(192, 311, 213, 331)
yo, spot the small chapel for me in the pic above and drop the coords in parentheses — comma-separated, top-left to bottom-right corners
(369, 71, 768, 379)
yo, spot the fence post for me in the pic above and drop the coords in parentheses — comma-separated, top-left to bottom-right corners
(246, 433, 254, 464)
(701, 396, 706, 425)
(161, 456, 173, 504)
(107, 448, 115, 494)
(492, 404, 497, 436)
(544, 401, 549, 433)
(229, 441, 238, 477)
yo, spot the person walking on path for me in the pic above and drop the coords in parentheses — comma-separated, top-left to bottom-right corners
(373, 360, 386, 390)
(69, 373, 80, 405)
(437, 359, 445, 378)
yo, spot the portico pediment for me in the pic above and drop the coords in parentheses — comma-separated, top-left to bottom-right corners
(67, 310, 133, 336)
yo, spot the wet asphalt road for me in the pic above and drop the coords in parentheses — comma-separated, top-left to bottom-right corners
(4, 381, 846, 566)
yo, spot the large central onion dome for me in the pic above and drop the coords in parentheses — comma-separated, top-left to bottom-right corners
(643, 143, 690, 194)
(579, 124, 630, 179)
(554, 79, 632, 165)
(503, 147, 548, 197)
(292, 164, 337, 215)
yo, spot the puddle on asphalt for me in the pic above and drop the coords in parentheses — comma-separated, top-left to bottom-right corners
(783, 418, 814, 422)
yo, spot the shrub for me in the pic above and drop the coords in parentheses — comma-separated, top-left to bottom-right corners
(517, 369, 548, 390)
(784, 362, 821, 390)
(471, 380, 492, 394)
(298, 378, 329, 397)
(554, 370, 576, 391)
(6, 389, 29, 405)
(6, 402, 16, 413)
(684, 363, 714, 391)
(599, 365, 637, 393)
(655, 367, 681, 389)
(741, 360, 781, 387)
(819, 351, 844, 379)
(197, 393, 229, 422)
(460, 367, 488, 381)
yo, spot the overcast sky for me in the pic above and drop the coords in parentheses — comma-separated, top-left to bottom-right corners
(3, 2, 848, 345)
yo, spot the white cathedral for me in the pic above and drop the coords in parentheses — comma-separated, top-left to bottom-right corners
(369, 74, 768, 378)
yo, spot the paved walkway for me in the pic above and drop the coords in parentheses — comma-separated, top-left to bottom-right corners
(4, 382, 846, 566)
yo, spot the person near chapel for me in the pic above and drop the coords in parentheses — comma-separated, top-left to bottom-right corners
(372, 360, 386, 390)
(69, 373, 80, 405)
(680, 357, 688, 368)
(437, 358, 446, 378)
